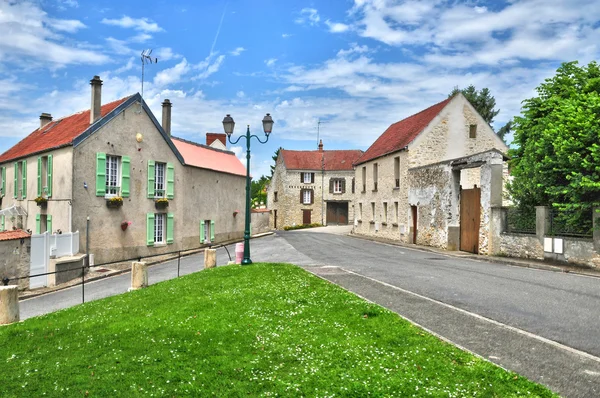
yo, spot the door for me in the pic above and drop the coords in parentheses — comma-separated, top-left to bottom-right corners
(302, 209, 311, 225)
(326, 202, 349, 225)
(460, 187, 481, 254)
(30, 232, 49, 288)
(411, 206, 417, 244)
(274, 210, 277, 229)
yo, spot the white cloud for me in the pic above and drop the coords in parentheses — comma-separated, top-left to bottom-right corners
(154, 47, 179, 62)
(237, 91, 245, 98)
(154, 59, 190, 87)
(193, 54, 226, 80)
(130, 33, 152, 43)
(265, 58, 277, 67)
(326, 20, 350, 33)
(282, 33, 292, 38)
(230, 47, 246, 56)
(295, 8, 320, 26)
(101, 16, 164, 33)
(46, 18, 86, 33)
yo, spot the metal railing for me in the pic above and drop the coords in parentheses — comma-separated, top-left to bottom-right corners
(506, 207, 536, 234)
(549, 208, 593, 238)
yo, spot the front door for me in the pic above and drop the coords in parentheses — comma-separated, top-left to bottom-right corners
(460, 187, 481, 254)
(302, 209, 311, 225)
(274, 210, 277, 229)
(326, 202, 349, 225)
(411, 206, 417, 244)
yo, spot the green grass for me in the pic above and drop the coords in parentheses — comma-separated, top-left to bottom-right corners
(0, 263, 556, 397)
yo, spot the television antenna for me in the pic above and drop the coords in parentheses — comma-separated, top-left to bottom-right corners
(317, 118, 328, 148)
(140, 49, 158, 101)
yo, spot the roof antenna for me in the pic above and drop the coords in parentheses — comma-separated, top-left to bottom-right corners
(317, 118, 328, 148)
(139, 49, 158, 112)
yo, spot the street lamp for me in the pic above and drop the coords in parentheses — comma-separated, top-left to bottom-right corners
(222, 113, 274, 265)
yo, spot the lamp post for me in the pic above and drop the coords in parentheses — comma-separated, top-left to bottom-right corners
(222, 113, 274, 265)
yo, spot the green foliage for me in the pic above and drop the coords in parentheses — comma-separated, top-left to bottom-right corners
(0, 264, 556, 397)
(449, 85, 500, 125)
(497, 120, 512, 143)
(269, 148, 280, 177)
(251, 175, 270, 208)
(283, 223, 323, 231)
(508, 61, 600, 221)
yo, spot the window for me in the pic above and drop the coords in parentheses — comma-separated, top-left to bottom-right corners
(383, 202, 388, 223)
(0, 215, 4, 232)
(35, 214, 51, 234)
(0, 166, 5, 197)
(469, 124, 477, 138)
(362, 167, 366, 192)
(154, 213, 165, 244)
(13, 160, 27, 199)
(302, 172, 314, 184)
(155, 162, 166, 198)
(351, 178, 355, 194)
(359, 203, 363, 220)
(199, 219, 215, 243)
(373, 163, 378, 191)
(334, 179, 342, 193)
(394, 202, 399, 224)
(37, 155, 53, 197)
(371, 202, 375, 221)
(274, 191, 278, 202)
(106, 155, 120, 196)
(394, 157, 400, 188)
(330, 178, 345, 194)
(301, 189, 313, 204)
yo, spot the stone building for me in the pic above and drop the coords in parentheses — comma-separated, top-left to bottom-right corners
(353, 93, 509, 254)
(268, 141, 363, 229)
(0, 76, 247, 265)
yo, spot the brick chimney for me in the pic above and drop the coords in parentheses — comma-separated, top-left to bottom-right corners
(39, 113, 52, 128)
(318, 139, 323, 152)
(90, 75, 102, 124)
(162, 99, 172, 136)
(206, 133, 227, 147)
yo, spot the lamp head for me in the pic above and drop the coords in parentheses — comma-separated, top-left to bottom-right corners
(262, 113, 274, 136)
(222, 114, 235, 137)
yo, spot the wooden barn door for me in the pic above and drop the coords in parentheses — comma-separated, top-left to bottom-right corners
(460, 187, 481, 254)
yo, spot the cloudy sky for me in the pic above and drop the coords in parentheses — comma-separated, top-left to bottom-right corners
(1, 0, 599, 177)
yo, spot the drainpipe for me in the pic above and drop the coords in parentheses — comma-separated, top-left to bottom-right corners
(321, 153, 325, 225)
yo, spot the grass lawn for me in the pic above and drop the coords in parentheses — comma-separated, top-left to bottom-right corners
(0, 263, 556, 397)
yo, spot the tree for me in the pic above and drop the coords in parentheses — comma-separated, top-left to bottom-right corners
(449, 85, 500, 126)
(496, 120, 512, 143)
(508, 61, 600, 225)
(251, 175, 270, 208)
(269, 148, 280, 177)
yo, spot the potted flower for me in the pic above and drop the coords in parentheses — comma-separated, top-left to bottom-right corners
(35, 196, 48, 208)
(106, 196, 124, 208)
(121, 221, 132, 231)
(155, 198, 169, 210)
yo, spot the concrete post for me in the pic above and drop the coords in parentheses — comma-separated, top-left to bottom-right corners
(489, 207, 507, 255)
(489, 164, 504, 208)
(204, 249, 217, 269)
(536, 206, 550, 243)
(130, 261, 148, 291)
(593, 207, 599, 253)
(0, 286, 19, 325)
(90, 76, 102, 124)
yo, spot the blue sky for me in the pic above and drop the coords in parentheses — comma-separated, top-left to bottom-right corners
(1, 0, 599, 178)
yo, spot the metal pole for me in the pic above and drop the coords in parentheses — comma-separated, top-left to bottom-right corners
(81, 266, 85, 303)
(177, 251, 181, 277)
(242, 125, 252, 265)
(86, 216, 90, 267)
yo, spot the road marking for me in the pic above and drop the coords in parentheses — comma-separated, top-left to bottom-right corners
(341, 268, 600, 365)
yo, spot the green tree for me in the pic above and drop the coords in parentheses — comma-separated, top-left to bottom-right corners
(449, 85, 500, 126)
(508, 61, 600, 222)
(269, 148, 280, 177)
(251, 175, 270, 208)
(496, 120, 512, 143)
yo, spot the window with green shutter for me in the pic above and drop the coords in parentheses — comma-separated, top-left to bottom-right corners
(36, 214, 41, 234)
(37, 157, 42, 197)
(199, 220, 205, 243)
(146, 213, 155, 246)
(96, 153, 106, 196)
(0, 215, 4, 232)
(210, 220, 215, 242)
(121, 156, 130, 197)
(13, 162, 18, 198)
(21, 160, 27, 198)
(167, 213, 174, 244)
(47, 214, 52, 234)
(37, 156, 52, 197)
(47, 154, 53, 197)
(0, 166, 5, 197)
(166, 163, 174, 199)
(147, 160, 155, 198)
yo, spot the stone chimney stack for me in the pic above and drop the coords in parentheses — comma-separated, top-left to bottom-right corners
(162, 99, 172, 136)
(90, 75, 103, 124)
(39, 113, 52, 128)
(318, 139, 323, 152)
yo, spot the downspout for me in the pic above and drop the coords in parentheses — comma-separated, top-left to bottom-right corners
(321, 153, 325, 225)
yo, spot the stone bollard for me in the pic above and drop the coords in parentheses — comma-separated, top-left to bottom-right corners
(204, 249, 217, 269)
(129, 261, 148, 291)
(0, 286, 19, 325)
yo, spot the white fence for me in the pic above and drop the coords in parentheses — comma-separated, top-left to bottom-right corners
(50, 231, 79, 258)
(30, 231, 79, 288)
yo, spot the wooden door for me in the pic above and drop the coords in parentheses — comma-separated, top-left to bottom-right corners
(411, 206, 417, 244)
(274, 210, 277, 229)
(460, 187, 481, 254)
(302, 209, 311, 225)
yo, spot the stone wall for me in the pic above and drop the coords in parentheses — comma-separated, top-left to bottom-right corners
(251, 210, 270, 235)
(0, 238, 31, 289)
(499, 233, 544, 259)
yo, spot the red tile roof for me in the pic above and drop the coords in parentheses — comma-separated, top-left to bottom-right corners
(281, 149, 364, 171)
(171, 137, 246, 177)
(0, 229, 30, 241)
(0, 97, 130, 163)
(355, 97, 452, 165)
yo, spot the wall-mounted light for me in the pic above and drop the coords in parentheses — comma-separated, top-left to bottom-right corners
(136, 133, 143, 143)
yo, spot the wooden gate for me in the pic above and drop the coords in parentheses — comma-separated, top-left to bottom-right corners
(302, 209, 312, 225)
(326, 202, 348, 225)
(460, 187, 481, 254)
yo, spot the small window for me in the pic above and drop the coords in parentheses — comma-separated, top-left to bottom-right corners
(469, 124, 477, 138)
(394, 202, 399, 223)
(333, 179, 343, 193)
(373, 163, 378, 191)
(359, 203, 363, 219)
(106, 155, 121, 197)
(383, 202, 388, 223)
(371, 202, 375, 221)
(394, 157, 400, 188)
(303, 172, 312, 184)
(155, 162, 166, 198)
(302, 189, 312, 204)
(274, 191, 278, 202)
(351, 177, 355, 194)
(154, 213, 166, 244)
(362, 167, 366, 192)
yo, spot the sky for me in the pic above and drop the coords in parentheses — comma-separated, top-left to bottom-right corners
(1, 0, 599, 178)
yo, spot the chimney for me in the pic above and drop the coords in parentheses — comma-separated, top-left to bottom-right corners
(318, 139, 323, 152)
(162, 99, 172, 136)
(39, 113, 52, 128)
(206, 133, 227, 147)
(90, 75, 103, 124)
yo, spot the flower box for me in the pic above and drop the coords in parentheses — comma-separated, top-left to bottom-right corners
(106, 197, 123, 208)
(155, 198, 169, 210)
(35, 196, 48, 208)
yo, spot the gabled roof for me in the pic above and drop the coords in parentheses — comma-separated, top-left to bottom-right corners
(0, 97, 130, 163)
(171, 137, 246, 177)
(354, 97, 452, 165)
(281, 149, 364, 171)
(0, 229, 30, 241)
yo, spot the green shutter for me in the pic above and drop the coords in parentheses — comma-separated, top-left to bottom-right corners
(47, 154, 53, 197)
(13, 162, 17, 199)
(167, 213, 174, 244)
(36, 214, 41, 234)
(210, 220, 215, 242)
(1, 166, 5, 196)
(21, 160, 27, 198)
(96, 153, 106, 196)
(47, 215, 52, 234)
(121, 156, 130, 197)
(200, 220, 205, 243)
(166, 163, 174, 199)
(37, 157, 42, 197)
(146, 213, 155, 246)
(0, 215, 4, 232)
(147, 160, 155, 198)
